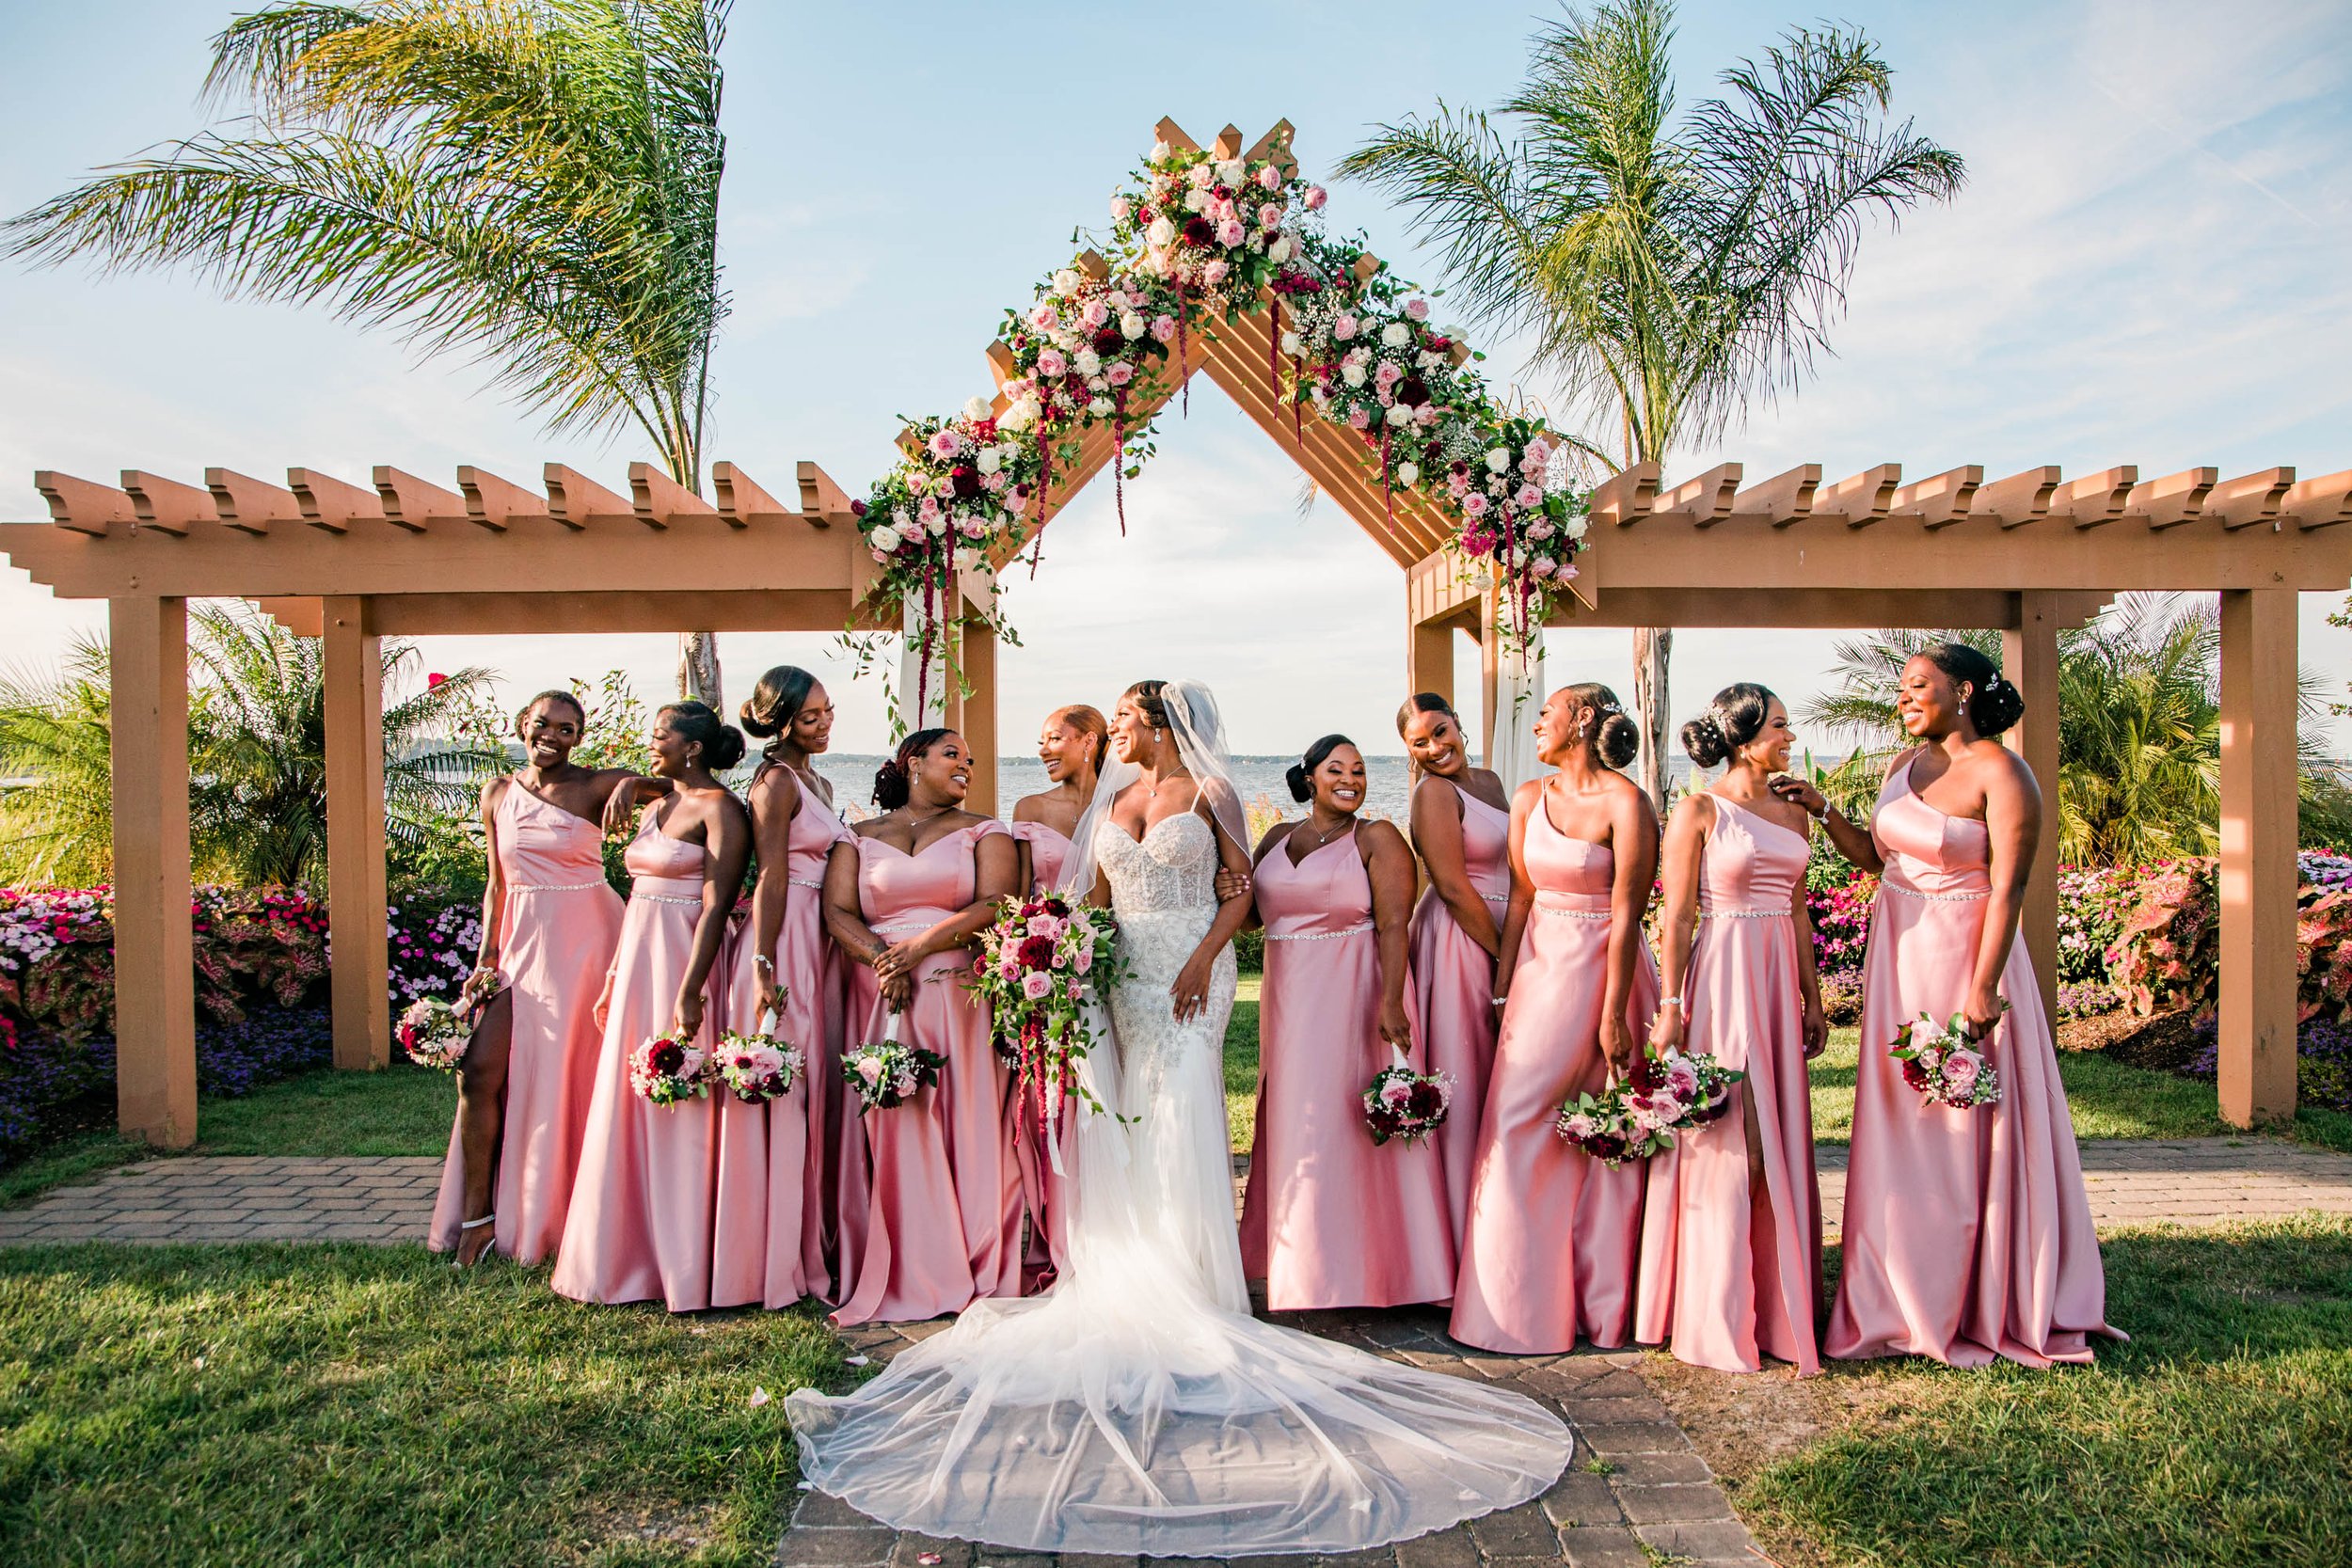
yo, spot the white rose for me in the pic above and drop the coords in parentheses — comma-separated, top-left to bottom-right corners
(1187, 164, 1213, 188)
(868, 524, 902, 552)
(1074, 348, 1103, 377)
(1089, 396, 1115, 416)
(1147, 216, 1176, 247)
(1417, 350, 1442, 371)
(1381, 322, 1410, 347)
(1279, 330, 1301, 355)
(1087, 376, 1106, 393)
(1486, 449, 1511, 473)
(1565, 514, 1590, 541)
(1385, 403, 1412, 427)
(953, 546, 983, 572)
(891, 507, 912, 528)
(1341, 362, 1367, 388)
(996, 401, 1029, 432)
(928, 511, 949, 536)
(1151, 139, 1173, 163)
(962, 395, 991, 421)
(1396, 461, 1421, 486)
(976, 449, 1000, 476)
(1120, 312, 1145, 340)
(1052, 269, 1080, 297)
(1268, 235, 1292, 264)
(1217, 158, 1246, 186)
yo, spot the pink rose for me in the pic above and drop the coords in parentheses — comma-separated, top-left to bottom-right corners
(927, 430, 961, 459)
(1462, 492, 1488, 515)
(1942, 1050, 1982, 1089)
(959, 516, 986, 537)
(1067, 979, 1083, 999)
(1152, 314, 1177, 343)
(1081, 298, 1110, 329)
(1413, 403, 1439, 426)
(856, 1055, 885, 1084)
(1110, 196, 1132, 221)
(1006, 489, 1031, 517)
(1073, 946, 1092, 974)
(1022, 971, 1055, 1001)
(1346, 406, 1371, 431)
(1028, 303, 1058, 332)
(981, 471, 1006, 493)
(1333, 313, 1358, 341)
(1106, 361, 1134, 387)
(1258, 202, 1283, 230)
(1216, 219, 1245, 246)
(916, 494, 941, 520)
(1202, 259, 1230, 285)
(1530, 557, 1558, 579)
(1302, 184, 1327, 210)
(1374, 360, 1402, 387)
(1406, 297, 1431, 322)
(1256, 165, 1283, 192)
(1517, 483, 1543, 508)
(1036, 347, 1067, 378)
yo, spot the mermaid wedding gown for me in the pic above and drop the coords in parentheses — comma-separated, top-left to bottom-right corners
(785, 812, 1570, 1557)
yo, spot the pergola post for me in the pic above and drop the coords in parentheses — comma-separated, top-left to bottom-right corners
(1409, 615, 1455, 710)
(322, 595, 389, 1070)
(955, 586, 1000, 816)
(1478, 601, 1502, 764)
(2004, 591, 2062, 1028)
(109, 594, 197, 1148)
(2217, 586, 2298, 1127)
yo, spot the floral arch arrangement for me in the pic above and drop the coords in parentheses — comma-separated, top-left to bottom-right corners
(851, 119, 1589, 710)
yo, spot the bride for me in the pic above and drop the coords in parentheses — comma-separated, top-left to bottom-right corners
(786, 680, 1570, 1556)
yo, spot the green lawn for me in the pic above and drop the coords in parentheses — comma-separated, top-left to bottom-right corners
(0, 1243, 844, 1567)
(1732, 1217, 2352, 1568)
(3, 1060, 454, 1206)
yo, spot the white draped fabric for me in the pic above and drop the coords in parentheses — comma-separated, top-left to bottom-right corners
(1488, 629, 1548, 794)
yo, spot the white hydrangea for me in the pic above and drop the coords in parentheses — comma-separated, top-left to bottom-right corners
(1279, 330, 1301, 355)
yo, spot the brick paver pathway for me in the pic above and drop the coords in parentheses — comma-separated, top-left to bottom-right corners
(0, 1155, 439, 1245)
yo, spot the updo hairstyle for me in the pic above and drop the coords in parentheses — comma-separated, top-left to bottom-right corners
(873, 727, 952, 812)
(659, 701, 746, 771)
(1680, 682, 1776, 768)
(1050, 704, 1110, 769)
(1919, 642, 2026, 737)
(1563, 683, 1640, 771)
(739, 664, 818, 741)
(1395, 692, 1459, 775)
(1121, 679, 1170, 731)
(1286, 734, 1355, 803)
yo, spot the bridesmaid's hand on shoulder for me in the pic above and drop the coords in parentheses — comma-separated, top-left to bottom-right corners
(601, 777, 650, 836)
(1768, 774, 1825, 818)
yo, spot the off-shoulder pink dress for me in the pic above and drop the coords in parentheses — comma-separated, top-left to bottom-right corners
(1826, 755, 2116, 1368)
(1242, 826, 1454, 1310)
(1450, 803, 1658, 1354)
(429, 782, 624, 1263)
(1007, 819, 1076, 1291)
(718, 764, 853, 1308)
(833, 820, 1021, 1326)
(1634, 795, 1822, 1374)
(1406, 779, 1512, 1248)
(553, 811, 755, 1311)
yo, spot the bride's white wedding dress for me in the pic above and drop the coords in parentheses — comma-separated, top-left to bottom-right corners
(785, 811, 1570, 1557)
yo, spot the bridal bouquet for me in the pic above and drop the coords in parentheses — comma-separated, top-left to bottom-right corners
(842, 1013, 946, 1111)
(715, 1009, 803, 1104)
(1554, 1047, 1744, 1168)
(396, 975, 501, 1072)
(629, 1031, 713, 1106)
(1890, 1007, 2005, 1110)
(1363, 1051, 1452, 1146)
(970, 894, 1127, 1125)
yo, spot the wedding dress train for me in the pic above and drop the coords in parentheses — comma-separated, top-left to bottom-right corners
(786, 765, 1568, 1557)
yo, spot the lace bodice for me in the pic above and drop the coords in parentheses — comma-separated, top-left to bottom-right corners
(1095, 812, 1220, 917)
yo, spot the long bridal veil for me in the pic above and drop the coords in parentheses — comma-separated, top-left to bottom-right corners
(784, 679, 1570, 1557)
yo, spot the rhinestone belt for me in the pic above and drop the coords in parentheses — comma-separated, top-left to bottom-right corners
(510, 879, 606, 893)
(634, 892, 702, 907)
(1704, 907, 1790, 919)
(1884, 883, 1989, 903)
(787, 878, 824, 890)
(1265, 921, 1373, 942)
(1534, 905, 1612, 921)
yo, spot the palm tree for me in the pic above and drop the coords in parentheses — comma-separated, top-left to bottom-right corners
(0, 604, 498, 886)
(1803, 596, 2350, 863)
(5, 0, 733, 706)
(1341, 0, 1964, 806)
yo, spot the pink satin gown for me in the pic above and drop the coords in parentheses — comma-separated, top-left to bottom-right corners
(550, 813, 754, 1311)
(1242, 826, 1455, 1311)
(833, 820, 1022, 1326)
(1825, 755, 2117, 1368)
(1406, 779, 1512, 1248)
(1450, 803, 1658, 1354)
(1634, 795, 1822, 1374)
(1007, 819, 1075, 1292)
(428, 783, 624, 1263)
(718, 764, 853, 1308)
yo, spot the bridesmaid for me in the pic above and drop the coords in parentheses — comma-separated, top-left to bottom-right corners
(1451, 684, 1660, 1354)
(550, 703, 755, 1311)
(720, 665, 852, 1307)
(1635, 685, 1829, 1375)
(1779, 644, 2116, 1368)
(429, 690, 633, 1267)
(823, 728, 1021, 1325)
(1242, 736, 1454, 1310)
(1007, 704, 1109, 1289)
(1397, 692, 1512, 1247)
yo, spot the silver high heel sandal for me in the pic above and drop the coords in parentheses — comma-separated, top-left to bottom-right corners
(453, 1213, 496, 1269)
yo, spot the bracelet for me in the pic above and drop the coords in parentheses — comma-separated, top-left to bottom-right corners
(753, 954, 775, 973)
(1491, 995, 1510, 1006)
(1658, 995, 1683, 1009)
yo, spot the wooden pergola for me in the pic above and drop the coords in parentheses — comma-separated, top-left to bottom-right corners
(1, 116, 2344, 1147)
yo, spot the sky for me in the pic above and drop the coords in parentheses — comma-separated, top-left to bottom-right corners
(3, 0, 2349, 757)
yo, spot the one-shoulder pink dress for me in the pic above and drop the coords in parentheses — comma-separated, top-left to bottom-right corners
(1406, 779, 1513, 1248)
(1007, 819, 1076, 1291)
(1634, 795, 1822, 1374)
(718, 763, 853, 1308)
(833, 820, 1021, 1326)
(429, 782, 624, 1264)
(1826, 755, 2117, 1368)
(1450, 803, 1658, 1354)
(551, 812, 750, 1312)
(1242, 826, 1454, 1310)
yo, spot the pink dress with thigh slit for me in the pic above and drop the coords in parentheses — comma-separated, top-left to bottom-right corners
(1449, 805, 1657, 1354)
(1406, 779, 1512, 1249)
(1825, 755, 2117, 1368)
(428, 783, 624, 1264)
(1634, 795, 1822, 1373)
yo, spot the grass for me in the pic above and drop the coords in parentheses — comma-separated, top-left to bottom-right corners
(1225, 976, 1262, 1151)
(0, 1243, 844, 1566)
(1730, 1217, 2352, 1568)
(3, 1060, 454, 1206)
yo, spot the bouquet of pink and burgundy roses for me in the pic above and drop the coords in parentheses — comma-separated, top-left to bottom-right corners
(841, 1012, 946, 1111)
(971, 893, 1128, 1135)
(1554, 1047, 1744, 1168)
(1889, 1006, 2004, 1109)
(1363, 1050, 1453, 1147)
(629, 1031, 713, 1106)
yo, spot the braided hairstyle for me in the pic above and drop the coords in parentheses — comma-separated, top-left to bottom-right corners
(1680, 683, 1776, 768)
(1917, 642, 2026, 737)
(874, 727, 953, 811)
